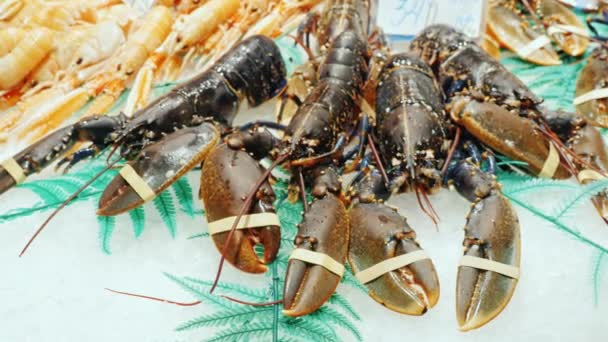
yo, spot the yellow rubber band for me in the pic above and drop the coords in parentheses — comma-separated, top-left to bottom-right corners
(539, 142, 559, 179)
(578, 169, 607, 183)
(459, 255, 519, 279)
(1, 158, 26, 184)
(207, 212, 280, 235)
(517, 35, 551, 58)
(573, 88, 608, 106)
(118, 164, 156, 202)
(547, 24, 589, 38)
(355, 250, 430, 284)
(289, 248, 345, 277)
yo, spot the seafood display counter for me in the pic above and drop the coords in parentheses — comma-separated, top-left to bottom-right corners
(0, 1, 607, 341)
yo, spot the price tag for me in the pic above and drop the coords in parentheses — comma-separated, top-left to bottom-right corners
(376, 0, 487, 44)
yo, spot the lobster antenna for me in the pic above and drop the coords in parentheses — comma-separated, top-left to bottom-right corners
(415, 185, 439, 230)
(105, 288, 201, 307)
(298, 168, 309, 212)
(367, 134, 390, 187)
(538, 123, 606, 177)
(209, 153, 290, 294)
(441, 127, 461, 176)
(287, 34, 316, 61)
(19, 153, 126, 257)
(106, 287, 282, 308)
(421, 186, 440, 223)
(221, 295, 283, 307)
(106, 143, 121, 164)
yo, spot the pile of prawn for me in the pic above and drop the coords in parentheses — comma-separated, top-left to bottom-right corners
(0, 0, 322, 159)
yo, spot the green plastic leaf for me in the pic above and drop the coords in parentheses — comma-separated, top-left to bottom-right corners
(592, 251, 606, 306)
(176, 308, 272, 331)
(182, 277, 267, 300)
(164, 273, 240, 311)
(279, 317, 336, 342)
(128, 206, 145, 239)
(172, 177, 196, 217)
(205, 322, 273, 342)
(97, 215, 116, 255)
(311, 306, 362, 341)
(328, 293, 361, 320)
(153, 190, 177, 238)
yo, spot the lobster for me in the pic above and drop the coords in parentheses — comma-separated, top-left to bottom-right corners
(8, 34, 288, 258)
(411, 24, 574, 180)
(198, 0, 377, 317)
(411, 24, 608, 224)
(345, 52, 520, 331)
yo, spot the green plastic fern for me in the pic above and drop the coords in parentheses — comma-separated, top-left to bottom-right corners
(97, 215, 116, 255)
(129, 206, 146, 239)
(152, 190, 178, 238)
(172, 177, 196, 218)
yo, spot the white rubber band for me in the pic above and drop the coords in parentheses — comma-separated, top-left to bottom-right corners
(289, 248, 345, 277)
(459, 255, 520, 279)
(573, 88, 608, 106)
(119, 164, 156, 202)
(207, 212, 280, 235)
(539, 142, 560, 179)
(355, 250, 430, 284)
(517, 35, 551, 58)
(1, 158, 26, 184)
(547, 24, 589, 38)
(578, 169, 607, 183)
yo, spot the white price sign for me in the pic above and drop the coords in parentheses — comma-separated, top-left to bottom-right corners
(376, 0, 487, 41)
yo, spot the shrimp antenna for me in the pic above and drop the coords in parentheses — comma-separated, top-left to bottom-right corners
(19, 152, 127, 257)
(209, 153, 290, 294)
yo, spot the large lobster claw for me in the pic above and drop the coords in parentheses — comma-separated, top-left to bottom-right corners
(283, 193, 349, 316)
(451, 161, 521, 331)
(487, 3, 561, 66)
(199, 144, 280, 274)
(97, 123, 219, 216)
(457, 190, 521, 331)
(450, 97, 571, 179)
(348, 202, 440, 315)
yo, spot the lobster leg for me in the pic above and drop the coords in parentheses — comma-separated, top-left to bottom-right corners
(447, 152, 521, 331)
(0, 114, 126, 195)
(347, 169, 440, 315)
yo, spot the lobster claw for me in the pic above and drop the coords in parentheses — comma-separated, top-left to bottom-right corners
(575, 46, 608, 128)
(200, 144, 280, 274)
(569, 124, 608, 222)
(487, 3, 561, 66)
(450, 97, 571, 179)
(97, 123, 219, 216)
(456, 190, 521, 331)
(283, 193, 349, 316)
(539, 0, 589, 57)
(348, 202, 440, 315)
(1, 125, 76, 195)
